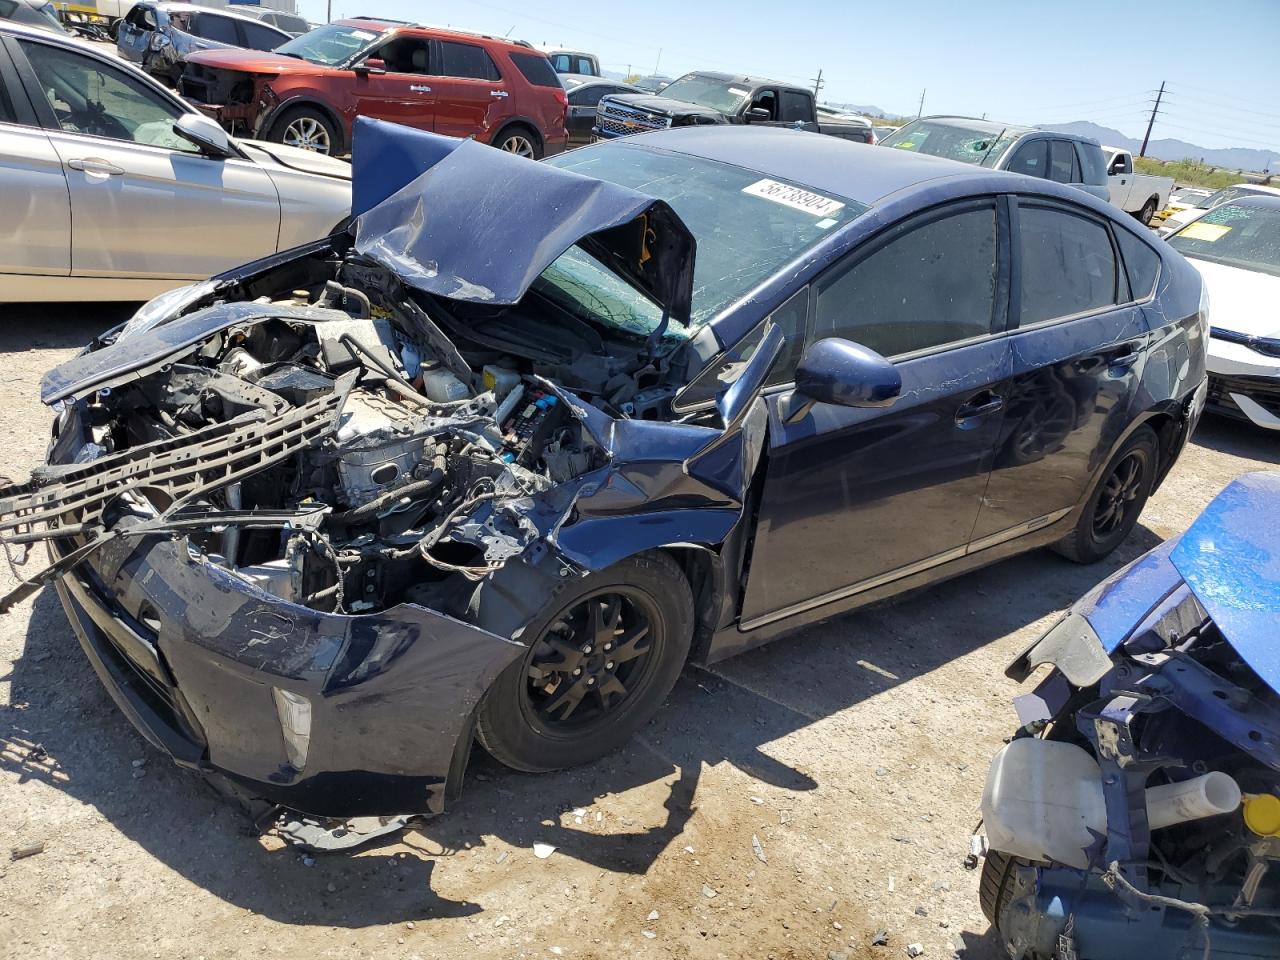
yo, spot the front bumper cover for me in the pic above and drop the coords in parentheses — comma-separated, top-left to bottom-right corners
(56, 535, 523, 819)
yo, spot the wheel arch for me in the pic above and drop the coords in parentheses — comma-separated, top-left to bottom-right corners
(258, 96, 346, 153)
(490, 117, 543, 149)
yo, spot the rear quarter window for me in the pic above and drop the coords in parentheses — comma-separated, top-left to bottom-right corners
(1115, 229, 1161, 301)
(509, 51, 561, 88)
(241, 21, 286, 51)
(1075, 142, 1107, 185)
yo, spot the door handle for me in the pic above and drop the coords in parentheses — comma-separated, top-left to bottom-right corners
(67, 157, 124, 176)
(409, 84, 431, 93)
(955, 391, 1004, 427)
(1107, 346, 1142, 372)
(490, 90, 508, 98)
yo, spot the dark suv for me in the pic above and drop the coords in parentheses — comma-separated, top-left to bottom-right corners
(179, 18, 568, 157)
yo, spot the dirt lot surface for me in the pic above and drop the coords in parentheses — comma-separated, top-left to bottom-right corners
(1, 304, 1275, 960)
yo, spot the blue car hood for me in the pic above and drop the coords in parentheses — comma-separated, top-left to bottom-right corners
(349, 118, 696, 322)
(1170, 471, 1280, 691)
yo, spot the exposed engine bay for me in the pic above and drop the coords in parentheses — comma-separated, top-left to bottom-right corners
(0, 249, 716, 616)
(981, 597, 1280, 958)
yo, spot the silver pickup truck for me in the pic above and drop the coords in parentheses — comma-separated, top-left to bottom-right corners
(1103, 146, 1174, 224)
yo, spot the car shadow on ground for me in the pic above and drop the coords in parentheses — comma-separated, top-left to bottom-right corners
(3, 514, 1163, 928)
(1191, 414, 1280, 465)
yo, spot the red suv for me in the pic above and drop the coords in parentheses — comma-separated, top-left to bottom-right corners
(179, 18, 568, 158)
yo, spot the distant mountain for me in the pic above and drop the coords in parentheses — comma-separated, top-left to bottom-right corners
(824, 101, 895, 119)
(1038, 121, 1279, 172)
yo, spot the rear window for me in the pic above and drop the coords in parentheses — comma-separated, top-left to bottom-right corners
(509, 51, 560, 88)
(438, 41, 501, 81)
(879, 118, 1024, 168)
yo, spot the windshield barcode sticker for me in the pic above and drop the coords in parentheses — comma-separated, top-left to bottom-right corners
(743, 179, 845, 217)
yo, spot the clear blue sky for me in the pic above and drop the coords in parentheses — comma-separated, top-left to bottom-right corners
(295, 0, 1280, 153)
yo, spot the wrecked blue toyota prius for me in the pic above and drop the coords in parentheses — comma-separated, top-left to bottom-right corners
(1, 119, 1207, 819)
(981, 471, 1280, 959)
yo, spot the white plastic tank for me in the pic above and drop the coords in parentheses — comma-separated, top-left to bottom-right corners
(981, 738, 1241, 870)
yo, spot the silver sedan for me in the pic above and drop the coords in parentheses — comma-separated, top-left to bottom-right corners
(0, 21, 351, 302)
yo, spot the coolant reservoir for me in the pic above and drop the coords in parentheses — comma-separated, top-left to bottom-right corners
(982, 738, 1106, 870)
(482, 364, 520, 399)
(421, 363, 469, 403)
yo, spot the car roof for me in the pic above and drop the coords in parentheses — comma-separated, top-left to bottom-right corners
(561, 73, 630, 86)
(677, 70, 801, 90)
(155, 2, 287, 24)
(1236, 183, 1280, 196)
(352, 19, 539, 50)
(910, 115, 1035, 137)
(633, 125, 1017, 205)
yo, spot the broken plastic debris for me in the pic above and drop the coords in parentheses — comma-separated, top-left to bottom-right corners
(752, 834, 767, 864)
(701, 884, 718, 899)
(533, 843, 557, 859)
(10, 841, 45, 860)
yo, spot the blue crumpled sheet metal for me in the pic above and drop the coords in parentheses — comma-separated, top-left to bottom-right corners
(348, 117, 694, 319)
(1171, 470, 1280, 693)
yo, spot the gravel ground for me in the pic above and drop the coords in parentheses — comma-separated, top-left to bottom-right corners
(1, 304, 1276, 960)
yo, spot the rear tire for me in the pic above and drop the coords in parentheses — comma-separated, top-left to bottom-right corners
(475, 551, 693, 773)
(269, 106, 339, 155)
(1053, 426, 1158, 564)
(1136, 197, 1158, 225)
(493, 124, 542, 160)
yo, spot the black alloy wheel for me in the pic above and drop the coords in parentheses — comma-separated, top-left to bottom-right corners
(475, 551, 693, 772)
(522, 590, 658, 731)
(1092, 451, 1144, 538)
(1054, 425, 1157, 564)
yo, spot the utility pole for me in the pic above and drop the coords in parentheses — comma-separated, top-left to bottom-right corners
(917, 88, 926, 118)
(1140, 81, 1166, 158)
(653, 49, 662, 77)
(811, 68, 824, 101)
(326, 0, 331, 22)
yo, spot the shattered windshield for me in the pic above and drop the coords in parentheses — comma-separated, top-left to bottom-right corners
(1169, 203, 1280, 278)
(544, 144, 866, 330)
(274, 22, 380, 65)
(656, 74, 750, 114)
(878, 118, 1024, 168)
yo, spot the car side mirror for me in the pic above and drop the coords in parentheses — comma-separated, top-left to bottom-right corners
(173, 113, 234, 158)
(744, 107, 771, 122)
(785, 337, 901, 422)
(355, 57, 386, 76)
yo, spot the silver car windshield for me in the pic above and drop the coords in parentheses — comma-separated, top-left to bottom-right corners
(879, 118, 1023, 168)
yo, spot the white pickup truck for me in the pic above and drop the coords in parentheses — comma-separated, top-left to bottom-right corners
(1103, 147, 1174, 225)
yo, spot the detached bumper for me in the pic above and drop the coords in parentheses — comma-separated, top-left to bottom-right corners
(55, 538, 521, 818)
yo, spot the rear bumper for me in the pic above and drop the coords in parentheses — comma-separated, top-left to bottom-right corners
(53, 536, 522, 818)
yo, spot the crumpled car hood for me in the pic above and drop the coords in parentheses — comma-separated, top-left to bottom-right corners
(1170, 470, 1280, 692)
(349, 118, 696, 323)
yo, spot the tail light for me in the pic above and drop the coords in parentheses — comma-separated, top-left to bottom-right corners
(553, 87, 568, 109)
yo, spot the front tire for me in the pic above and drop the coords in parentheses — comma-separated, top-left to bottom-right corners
(475, 551, 693, 772)
(1137, 197, 1158, 225)
(1053, 426, 1157, 564)
(270, 106, 338, 155)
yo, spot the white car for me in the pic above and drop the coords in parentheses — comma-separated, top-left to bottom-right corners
(0, 21, 350, 302)
(1158, 183, 1280, 238)
(1166, 195, 1280, 430)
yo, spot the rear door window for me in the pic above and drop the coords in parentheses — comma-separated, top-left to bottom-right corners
(572, 55, 596, 75)
(240, 20, 286, 50)
(1048, 140, 1080, 183)
(191, 13, 238, 44)
(1017, 202, 1118, 324)
(779, 90, 811, 123)
(437, 40, 501, 80)
(567, 84, 608, 107)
